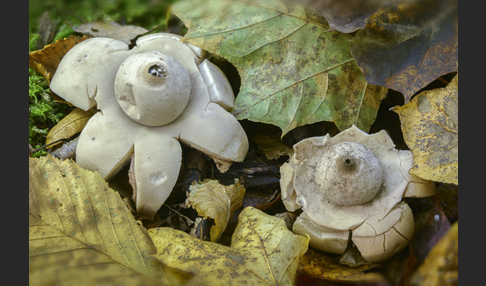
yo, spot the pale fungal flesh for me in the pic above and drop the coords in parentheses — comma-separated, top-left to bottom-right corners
(50, 33, 249, 219)
(114, 51, 192, 126)
(280, 125, 435, 262)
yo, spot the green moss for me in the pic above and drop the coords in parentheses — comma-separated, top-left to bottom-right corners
(29, 0, 178, 35)
(29, 68, 72, 157)
(29, 0, 179, 156)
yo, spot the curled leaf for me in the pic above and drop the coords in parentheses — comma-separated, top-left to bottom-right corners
(46, 108, 96, 147)
(149, 207, 309, 286)
(172, 0, 387, 135)
(29, 155, 188, 286)
(186, 179, 246, 241)
(29, 35, 89, 81)
(393, 75, 458, 184)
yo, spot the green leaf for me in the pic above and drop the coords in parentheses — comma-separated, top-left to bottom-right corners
(172, 0, 387, 135)
(29, 156, 189, 286)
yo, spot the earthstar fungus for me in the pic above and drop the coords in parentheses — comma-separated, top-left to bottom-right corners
(50, 33, 249, 219)
(280, 126, 435, 262)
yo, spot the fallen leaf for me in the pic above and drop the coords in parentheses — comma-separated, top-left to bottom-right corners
(37, 11, 58, 48)
(149, 206, 309, 286)
(252, 134, 293, 160)
(73, 21, 148, 44)
(351, 0, 458, 101)
(298, 249, 386, 283)
(46, 108, 96, 147)
(29, 35, 89, 81)
(409, 222, 458, 286)
(393, 75, 458, 185)
(29, 155, 189, 286)
(287, 0, 398, 33)
(172, 0, 388, 135)
(382, 197, 451, 286)
(242, 189, 281, 211)
(29, 214, 164, 286)
(186, 179, 246, 241)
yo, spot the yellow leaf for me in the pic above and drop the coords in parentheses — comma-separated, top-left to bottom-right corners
(298, 249, 386, 283)
(186, 179, 245, 241)
(410, 222, 458, 286)
(29, 214, 164, 286)
(29, 35, 89, 81)
(149, 207, 309, 286)
(393, 75, 458, 185)
(46, 108, 96, 147)
(29, 155, 189, 286)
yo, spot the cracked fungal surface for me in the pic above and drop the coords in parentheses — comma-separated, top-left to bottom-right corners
(280, 126, 435, 262)
(50, 33, 249, 220)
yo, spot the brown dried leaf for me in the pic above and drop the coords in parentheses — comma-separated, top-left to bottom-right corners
(186, 179, 245, 241)
(29, 35, 89, 81)
(298, 249, 386, 283)
(393, 75, 458, 184)
(46, 108, 96, 147)
(409, 222, 458, 286)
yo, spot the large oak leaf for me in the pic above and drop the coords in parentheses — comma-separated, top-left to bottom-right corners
(172, 0, 387, 135)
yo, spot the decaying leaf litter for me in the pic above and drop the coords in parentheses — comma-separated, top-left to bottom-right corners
(29, 0, 458, 285)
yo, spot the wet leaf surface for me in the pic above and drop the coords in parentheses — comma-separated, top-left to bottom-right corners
(393, 75, 458, 184)
(149, 207, 309, 286)
(351, 0, 458, 101)
(172, 0, 387, 135)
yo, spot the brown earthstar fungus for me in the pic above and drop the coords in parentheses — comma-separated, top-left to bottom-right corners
(280, 126, 435, 262)
(50, 33, 249, 220)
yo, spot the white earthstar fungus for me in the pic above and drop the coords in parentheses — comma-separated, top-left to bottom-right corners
(50, 33, 249, 219)
(280, 126, 435, 263)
